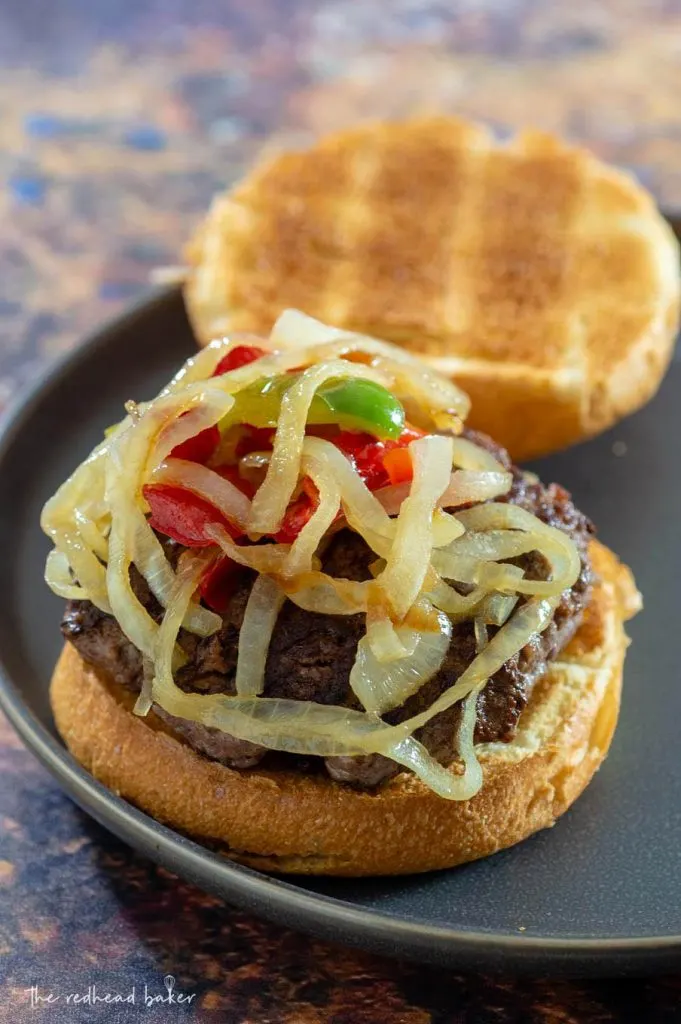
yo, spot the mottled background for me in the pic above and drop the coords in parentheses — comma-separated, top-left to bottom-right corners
(2, 2, 681, 1021)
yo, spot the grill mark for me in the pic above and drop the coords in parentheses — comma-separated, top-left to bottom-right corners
(466, 144, 585, 369)
(231, 145, 357, 325)
(343, 123, 475, 336)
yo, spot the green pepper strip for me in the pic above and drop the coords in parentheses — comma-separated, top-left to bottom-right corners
(221, 374, 405, 441)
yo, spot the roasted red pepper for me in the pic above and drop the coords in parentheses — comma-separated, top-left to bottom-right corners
(383, 447, 414, 485)
(212, 463, 256, 498)
(331, 431, 392, 489)
(199, 555, 240, 613)
(273, 482, 319, 544)
(213, 344, 268, 376)
(330, 424, 425, 490)
(170, 422, 220, 463)
(234, 426, 276, 458)
(143, 484, 242, 547)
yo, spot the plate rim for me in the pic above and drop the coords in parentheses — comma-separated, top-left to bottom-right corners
(1, 286, 680, 975)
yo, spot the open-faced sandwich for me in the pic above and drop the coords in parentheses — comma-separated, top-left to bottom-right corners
(43, 312, 640, 875)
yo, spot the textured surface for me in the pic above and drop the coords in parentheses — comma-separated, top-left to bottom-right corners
(1, 1, 681, 1020)
(184, 117, 681, 459)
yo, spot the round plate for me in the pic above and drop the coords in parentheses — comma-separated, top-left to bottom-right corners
(0, 288, 679, 976)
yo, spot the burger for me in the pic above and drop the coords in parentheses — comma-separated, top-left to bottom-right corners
(43, 311, 639, 875)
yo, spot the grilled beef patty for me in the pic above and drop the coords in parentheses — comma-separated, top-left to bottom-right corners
(61, 430, 594, 788)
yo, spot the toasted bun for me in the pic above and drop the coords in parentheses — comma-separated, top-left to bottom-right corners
(51, 541, 639, 876)
(184, 117, 680, 461)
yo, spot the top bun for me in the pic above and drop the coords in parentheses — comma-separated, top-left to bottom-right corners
(184, 116, 680, 461)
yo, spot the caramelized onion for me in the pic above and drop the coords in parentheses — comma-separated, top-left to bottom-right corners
(73, 508, 109, 561)
(439, 470, 512, 507)
(431, 510, 466, 547)
(106, 506, 159, 659)
(378, 435, 453, 618)
(130, 515, 220, 637)
(450, 436, 507, 472)
(456, 503, 581, 596)
(375, 470, 511, 516)
(286, 454, 341, 575)
(474, 618, 489, 652)
(303, 436, 394, 557)
(480, 592, 519, 627)
(55, 531, 111, 613)
(151, 680, 479, 800)
(44, 549, 86, 601)
(427, 580, 486, 618)
(270, 309, 470, 421)
(235, 576, 286, 696)
(390, 734, 482, 801)
(205, 523, 291, 574)
(133, 657, 155, 717)
(404, 596, 561, 734)
(282, 573, 368, 615)
(41, 438, 109, 537)
(352, 609, 451, 714)
(454, 687, 484, 798)
(150, 392, 234, 466)
(432, 550, 526, 591)
(161, 338, 300, 396)
(152, 458, 251, 531)
(365, 608, 418, 662)
(151, 551, 213, 701)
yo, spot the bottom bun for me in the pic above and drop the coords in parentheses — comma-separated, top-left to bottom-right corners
(51, 541, 639, 876)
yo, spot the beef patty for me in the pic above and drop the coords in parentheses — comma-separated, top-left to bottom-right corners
(61, 429, 594, 788)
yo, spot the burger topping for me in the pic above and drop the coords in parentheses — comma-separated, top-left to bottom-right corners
(43, 311, 585, 801)
(61, 467, 592, 788)
(224, 373, 406, 441)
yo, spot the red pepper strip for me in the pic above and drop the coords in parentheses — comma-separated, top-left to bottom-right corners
(234, 426, 276, 458)
(331, 431, 392, 490)
(212, 463, 256, 498)
(383, 447, 414, 485)
(301, 477, 320, 503)
(273, 482, 319, 544)
(380, 424, 425, 485)
(329, 424, 426, 490)
(170, 421, 220, 463)
(213, 344, 268, 376)
(168, 342, 268, 461)
(199, 555, 240, 614)
(143, 483, 242, 547)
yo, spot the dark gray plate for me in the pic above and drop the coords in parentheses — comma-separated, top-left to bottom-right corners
(0, 287, 679, 976)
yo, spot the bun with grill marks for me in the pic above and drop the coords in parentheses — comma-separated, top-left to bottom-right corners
(184, 116, 680, 461)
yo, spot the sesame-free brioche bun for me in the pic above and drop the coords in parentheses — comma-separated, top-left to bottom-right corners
(50, 542, 640, 876)
(184, 117, 680, 461)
